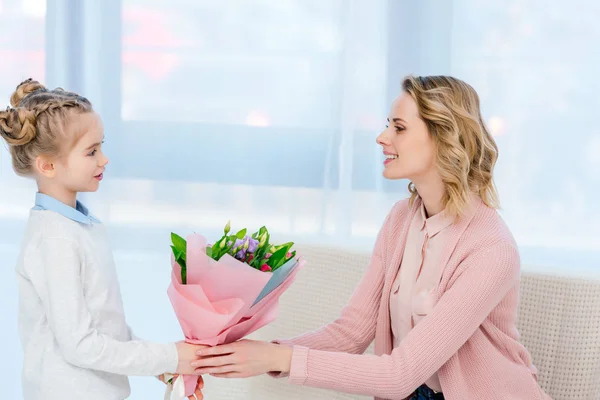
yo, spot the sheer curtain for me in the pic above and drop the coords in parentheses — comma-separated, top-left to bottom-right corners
(1, 0, 598, 398)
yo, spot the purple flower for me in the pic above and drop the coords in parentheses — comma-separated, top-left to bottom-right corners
(233, 238, 246, 260)
(246, 237, 259, 253)
(232, 236, 259, 260)
(234, 249, 246, 260)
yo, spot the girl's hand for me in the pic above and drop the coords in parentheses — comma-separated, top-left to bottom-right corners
(190, 340, 293, 378)
(158, 374, 204, 400)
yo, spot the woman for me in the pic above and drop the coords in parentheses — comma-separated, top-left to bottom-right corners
(190, 75, 552, 400)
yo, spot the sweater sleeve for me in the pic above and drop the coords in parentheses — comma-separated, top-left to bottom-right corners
(273, 204, 399, 356)
(26, 236, 179, 376)
(285, 242, 521, 399)
(127, 325, 141, 341)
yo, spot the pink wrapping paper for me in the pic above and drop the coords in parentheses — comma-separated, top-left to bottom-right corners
(167, 233, 305, 396)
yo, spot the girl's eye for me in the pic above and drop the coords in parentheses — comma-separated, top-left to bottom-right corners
(88, 149, 97, 156)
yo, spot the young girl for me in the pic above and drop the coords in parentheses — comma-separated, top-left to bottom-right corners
(190, 76, 552, 400)
(0, 79, 203, 400)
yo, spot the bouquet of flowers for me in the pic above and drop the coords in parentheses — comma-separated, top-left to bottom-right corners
(164, 221, 305, 399)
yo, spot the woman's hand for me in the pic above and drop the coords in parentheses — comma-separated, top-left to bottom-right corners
(191, 340, 293, 378)
(176, 342, 209, 374)
(158, 374, 204, 400)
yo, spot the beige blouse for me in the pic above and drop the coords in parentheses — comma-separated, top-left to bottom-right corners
(390, 201, 454, 393)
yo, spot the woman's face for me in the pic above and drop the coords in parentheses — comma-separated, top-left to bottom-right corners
(376, 92, 437, 182)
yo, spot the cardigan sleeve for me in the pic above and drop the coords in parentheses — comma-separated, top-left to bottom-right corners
(285, 242, 520, 399)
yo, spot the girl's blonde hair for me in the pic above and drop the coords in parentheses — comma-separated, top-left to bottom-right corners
(0, 78, 93, 176)
(402, 75, 499, 217)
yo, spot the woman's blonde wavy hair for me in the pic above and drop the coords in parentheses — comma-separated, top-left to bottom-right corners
(402, 75, 499, 217)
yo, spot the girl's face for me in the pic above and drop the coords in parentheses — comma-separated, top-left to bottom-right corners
(51, 112, 109, 194)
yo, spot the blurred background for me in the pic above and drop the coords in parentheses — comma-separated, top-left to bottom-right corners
(0, 0, 598, 398)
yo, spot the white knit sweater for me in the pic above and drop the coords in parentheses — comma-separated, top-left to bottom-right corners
(16, 195, 178, 400)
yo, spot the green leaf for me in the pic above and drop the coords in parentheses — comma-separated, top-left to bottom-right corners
(270, 242, 295, 270)
(251, 226, 267, 240)
(251, 245, 269, 269)
(170, 245, 184, 265)
(267, 246, 289, 270)
(170, 233, 187, 261)
(171, 232, 186, 249)
(251, 231, 271, 269)
(261, 232, 271, 249)
(209, 236, 225, 260)
(235, 228, 247, 239)
(278, 241, 294, 251)
(170, 245, 187, 284)
(226, 235, 238, 250)
(206, 245, 213, 258)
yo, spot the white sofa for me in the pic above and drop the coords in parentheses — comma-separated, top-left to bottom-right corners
(199, 245, 600, 400)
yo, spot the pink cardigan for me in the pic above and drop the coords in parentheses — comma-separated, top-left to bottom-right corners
(275, 197, 552, 400)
